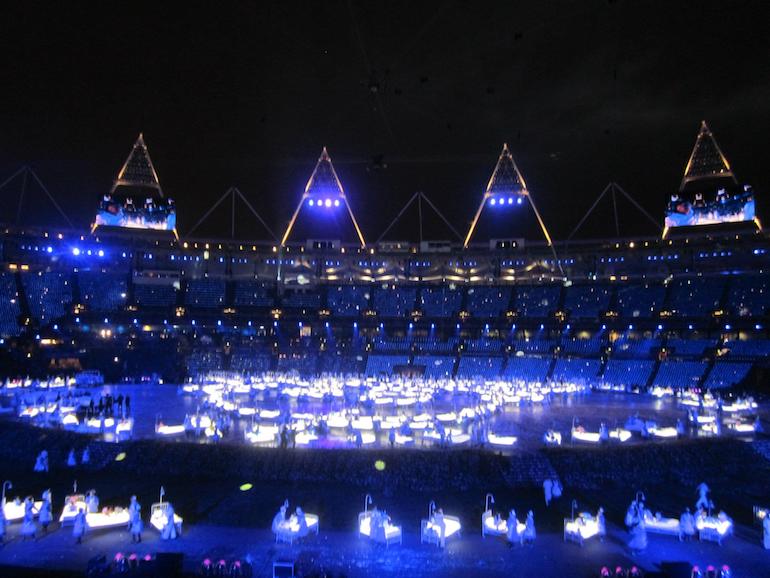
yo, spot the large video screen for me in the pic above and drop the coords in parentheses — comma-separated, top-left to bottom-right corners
(95, 195, 176, 231)
(665, 187, 755, 228)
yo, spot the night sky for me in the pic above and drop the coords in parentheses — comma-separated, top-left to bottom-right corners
(1, 1, 768, 243)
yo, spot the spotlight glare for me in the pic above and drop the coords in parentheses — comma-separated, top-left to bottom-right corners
(325, 199, 332, 208)
(72, 247, 80, 256)
(517, 197, 523, 205)
(334, 199, 340, 207)
(508, 197, 514, 205)
(308, 199, 315, 207)
(490, 198, 496, 206)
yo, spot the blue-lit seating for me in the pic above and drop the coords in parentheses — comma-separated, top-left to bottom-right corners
(511, 338, 556, 354)
(134, 283, 177, 307)
(502, 355, 551, 382)
(413, 355, 455, 379)
(78, 270, 128, 312)
(0, 272, 21, 336)
(726, 275, 770, 317)
(185, 278, 226, 308)
(365, 354, 409, 376)
(722, 339, 770, 360)
(455, 356, 503, 379)
(616, 284, 666, 318)
(466, 286, 511, 318)
(514, 285, 560, 317)
(23, 271, 73, 322)
(702, 362, 752, 389)
(373, 338, 413, 353)
(419, 287, 462, 317)
(413, 337, 456, 354)
(186, 349, 224, 377)
(652, 360, 708, 389)
(601, 359, 655, 389)
(233, 280, 274, 307)
(561, 336, 605, 356)
(372, 286, 417, 317)
(318, 354, 363, 375)
(230, 349, 272, 374)
(277, 352, 318, 375)
(464, 338, 503, 353)
(665, 338, 715, 358)
(327, 285, 369, 316)
(612, 337, 659, 359)
(563, 284, 612, 318)
(666, 277, 725, 317)
(281, 291, 321, 309)
(551, 358, 601, 383)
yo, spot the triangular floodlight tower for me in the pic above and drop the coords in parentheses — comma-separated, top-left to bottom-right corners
(111, 133, 164, 196)
(567, 182, 661, 242)
(0, 165, 74, 228)
(662, 121, 759, 238)
(280, 147, 366, 248)
(92, 133, 178, 238)
(464, 144, 562, 274)
(376, 191, 463, 245)
(679, 120, 736, 192)
(186, 186, 277, 241)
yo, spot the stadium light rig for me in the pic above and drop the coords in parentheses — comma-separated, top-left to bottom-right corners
(464, 144, 563, 275)
(281, 147, 366, 248)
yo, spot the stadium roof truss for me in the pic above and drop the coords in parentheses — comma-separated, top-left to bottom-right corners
(377, 191, 463, 244)
(281, 147, 366, 248)
(0, 165, 73, 228)
(187, 186, 277, 241)
(567, 181, 661, 241)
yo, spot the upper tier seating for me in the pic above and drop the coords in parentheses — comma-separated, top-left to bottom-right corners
(233, 280, 274, 307)
(466, 286, 512, 318)
(372, 287, 417, 317)
(726, 275, 770, 317)
(327, 285, 369, 316)
(134, 283, 178, 307)
(23, 271, 72, 322)
(0, 272, 21, 336)
(514, 285, 560, 317)
(563, 284, 612, 318)
(78, 271, 128, 313)
(665, 277, 726, 317)
(616, 284, 666, 318)
(419, 286, 463, 317)
(185, 278, 226, 308)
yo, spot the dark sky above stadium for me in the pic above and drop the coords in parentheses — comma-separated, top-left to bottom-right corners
(0, 0, 768, 243)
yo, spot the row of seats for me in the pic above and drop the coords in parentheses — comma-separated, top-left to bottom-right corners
(10, 274, 770, 319)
